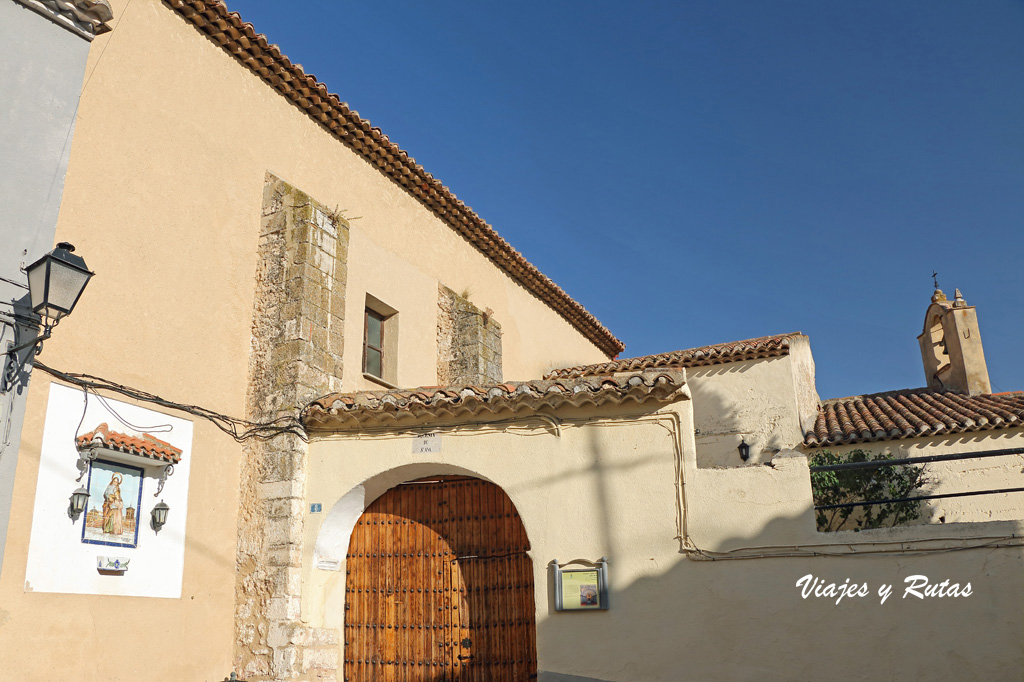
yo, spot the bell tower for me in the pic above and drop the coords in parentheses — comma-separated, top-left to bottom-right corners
(917, 285, 991, 395)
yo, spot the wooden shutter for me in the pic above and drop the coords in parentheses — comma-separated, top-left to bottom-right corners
(344, 477, 537, 681)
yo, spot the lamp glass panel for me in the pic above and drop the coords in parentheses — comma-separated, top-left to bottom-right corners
(45, 261, 91, 315)
(26, 260, 49, 313)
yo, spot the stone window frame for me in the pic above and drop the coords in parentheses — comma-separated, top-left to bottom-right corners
(363, 294, 399, 388)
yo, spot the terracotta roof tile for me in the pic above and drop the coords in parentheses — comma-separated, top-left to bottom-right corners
(544, 333, 801, 379)
(303, 371, 687, 431)
(14, 0, 114, 38)
(161, 0, 623, 358)
(76, 423, 183, 464)
(805, 389, 1024, 447)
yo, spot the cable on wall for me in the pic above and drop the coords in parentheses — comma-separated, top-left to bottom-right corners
(33, 361, 306, 443)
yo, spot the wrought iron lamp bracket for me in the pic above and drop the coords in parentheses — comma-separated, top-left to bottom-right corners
(154, 463, 175, 497)
(75, 446, 98, 482)
(1, 331, 49, 394)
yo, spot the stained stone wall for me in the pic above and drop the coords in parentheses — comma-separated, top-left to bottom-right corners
(237, 173, 348, 681)
(437, 284, 503, 385)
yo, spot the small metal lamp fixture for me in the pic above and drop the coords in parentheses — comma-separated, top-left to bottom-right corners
(151, 500, 170, 533)
(2, 243, 94, 393)
(738, 438, 751, 462)
(68, 485, 90, 521)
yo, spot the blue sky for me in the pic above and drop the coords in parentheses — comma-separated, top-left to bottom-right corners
(228, 0, 1024, 399)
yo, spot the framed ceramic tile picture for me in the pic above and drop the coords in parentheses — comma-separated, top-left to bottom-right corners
(81, 459, 144, 549)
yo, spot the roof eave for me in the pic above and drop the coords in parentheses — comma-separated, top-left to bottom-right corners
(303, 370, 688, 433)
(162, 0, 623, 357)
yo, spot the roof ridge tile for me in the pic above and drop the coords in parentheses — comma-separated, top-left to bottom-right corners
(303, 371, 687, 431)
(545, 332, 802, 379)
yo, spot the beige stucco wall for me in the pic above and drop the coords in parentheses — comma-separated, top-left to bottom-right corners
(302, 396, 1024, 681)
(689, 338, 819, 468)
(0, 1, 611, 680)
(56, 0, 607, 391)
(303, 401, 691, 682)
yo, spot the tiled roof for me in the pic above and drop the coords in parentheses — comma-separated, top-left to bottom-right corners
(14, 0, 114, 39)
(76, 423, 183, 464)
(160, 0, 624, 358)
(805, 389, 1024, 447)
(544, 333, 801, 379)
(303, 371, 687, 430)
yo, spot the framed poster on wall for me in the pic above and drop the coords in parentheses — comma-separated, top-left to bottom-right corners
(552, 557, 609, 611)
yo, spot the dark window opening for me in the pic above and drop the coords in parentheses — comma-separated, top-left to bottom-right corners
(364, 308, 385, 378)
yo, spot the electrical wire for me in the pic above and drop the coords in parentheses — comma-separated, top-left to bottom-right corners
(686, 535, 1024, 561)
(0, 275, 28, 290)
(33, 361, 306, 443)
(92, 390, 173, 433)
(33, 365, 1014, 560)
(73, 383, 89, 445)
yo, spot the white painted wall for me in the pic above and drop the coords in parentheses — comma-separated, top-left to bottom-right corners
(302, 397, 1024, 682)
(689, 345, 818, 469)
(24, 383, 193, 597)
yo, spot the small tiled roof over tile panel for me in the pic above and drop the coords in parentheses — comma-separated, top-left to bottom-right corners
(160, 0, 623, 358)
(544, 332, 802, 380)
(804, 389, 1024, 447)
(303, 371, 687, 430)
(76, 423, 184, 464)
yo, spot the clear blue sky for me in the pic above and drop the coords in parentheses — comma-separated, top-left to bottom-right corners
(228, 0, 1024, 399)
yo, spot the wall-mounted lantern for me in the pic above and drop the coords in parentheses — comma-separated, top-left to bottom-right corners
(26, 242, 94, 327)
(68, 485, 90, 522)
(151, 500, 170, 533)
(2, 242, 93, 393)
(738, 438, 751, 462)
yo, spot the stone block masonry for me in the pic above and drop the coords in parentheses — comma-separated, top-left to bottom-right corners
(437, 284, 503, 385)
(237, 173, 348, 681)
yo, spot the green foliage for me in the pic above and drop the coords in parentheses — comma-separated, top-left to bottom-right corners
(809, 449, 930, 532)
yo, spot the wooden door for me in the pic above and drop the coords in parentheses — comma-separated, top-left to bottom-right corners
(344, 477, 537, 682)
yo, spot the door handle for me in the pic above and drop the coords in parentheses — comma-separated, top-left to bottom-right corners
(457, 654, 474, 660)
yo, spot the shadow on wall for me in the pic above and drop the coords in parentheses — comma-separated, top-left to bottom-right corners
(811, 431, 1024, 529)
(504, 425, 670, 563)
(534, 504, 1024, 682)
(688, 361, 795, 470)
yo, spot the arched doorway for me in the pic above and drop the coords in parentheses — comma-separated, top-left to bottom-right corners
(344, 476, 537, 681)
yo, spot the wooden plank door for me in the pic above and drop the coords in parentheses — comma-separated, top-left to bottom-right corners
(344, 477, 537, 681)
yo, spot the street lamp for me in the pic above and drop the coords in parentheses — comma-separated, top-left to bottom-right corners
(1, 243, 93, 393)
(26, 242, 94, 330)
